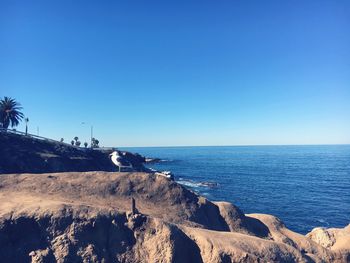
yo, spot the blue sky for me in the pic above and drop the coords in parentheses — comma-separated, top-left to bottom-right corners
(1, 0, 349, 146)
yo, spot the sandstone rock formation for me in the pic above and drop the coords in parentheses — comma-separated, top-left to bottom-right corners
(306, 225, 350, 252)
(0, 172, 349, 262)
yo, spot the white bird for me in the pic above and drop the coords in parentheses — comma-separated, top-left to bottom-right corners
(109, 151, 132, 172)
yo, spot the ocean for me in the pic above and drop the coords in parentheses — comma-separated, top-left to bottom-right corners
(122, 145, 350, 234)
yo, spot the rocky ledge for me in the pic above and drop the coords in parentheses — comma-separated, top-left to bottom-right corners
(0, 172, 349, 262)
(0, 132, 146, 173)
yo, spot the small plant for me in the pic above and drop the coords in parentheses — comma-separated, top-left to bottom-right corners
(84, 142, 88, 148)
(71, 140, 75, 145)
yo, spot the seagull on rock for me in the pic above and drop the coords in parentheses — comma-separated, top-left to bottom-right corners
(109, 151, 133, 172)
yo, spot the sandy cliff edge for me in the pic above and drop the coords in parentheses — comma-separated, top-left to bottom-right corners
(0, 171, 349, 263)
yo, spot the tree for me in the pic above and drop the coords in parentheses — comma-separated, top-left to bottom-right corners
(91, 138, 99, 148)
(0, 97, 24, 130)
(71, 140, 75, 145)
(84, 142, 88, 148)
(25, 117, 29, 135)
(60, 138, 64, 143)
(74, 136, 79, 142)
(76, 141, 81, 147)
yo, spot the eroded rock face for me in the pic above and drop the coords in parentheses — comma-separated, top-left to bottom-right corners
(0, 206, 203, 263)
(215, 202, 271, 238)
(307, 225, 350, 252)
(307, 227, 337, 249)
(0, 172, 349, 262)
(0, 172, 236, 232)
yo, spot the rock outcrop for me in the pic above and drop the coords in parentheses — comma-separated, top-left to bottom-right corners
(0, 171, 349, 262)
(306, 225, 350, 252)
(0, 132, 146, 174)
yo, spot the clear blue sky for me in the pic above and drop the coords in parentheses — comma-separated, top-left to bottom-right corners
(1, 0, 349, 146)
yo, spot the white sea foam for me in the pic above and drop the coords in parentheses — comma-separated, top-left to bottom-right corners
(177, 180, 201, 188)
(177, 179, 218, 189)
(316, 219, 329, 225)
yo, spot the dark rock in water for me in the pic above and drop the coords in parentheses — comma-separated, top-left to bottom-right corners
(198, 182, 218, 188)
(0, 132, 146, 174)
(145, 157, 162, 163)
(118, 151, 146, 171)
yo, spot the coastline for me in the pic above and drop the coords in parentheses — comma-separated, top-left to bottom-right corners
(0, 171, 349, 262)
(125, 145, 350, 235)
(1, 133, 349, 262)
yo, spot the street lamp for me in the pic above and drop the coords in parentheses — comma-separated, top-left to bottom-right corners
(81, 122, 93, 148)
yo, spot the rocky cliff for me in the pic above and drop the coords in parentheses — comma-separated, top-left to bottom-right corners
(0, 132, 145, 174)
(0, 171, 349, 262)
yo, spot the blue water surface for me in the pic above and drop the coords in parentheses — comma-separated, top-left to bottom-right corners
(121, 145, 350, 234)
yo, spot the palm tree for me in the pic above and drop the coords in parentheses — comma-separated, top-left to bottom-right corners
(0, 97, 24, 130)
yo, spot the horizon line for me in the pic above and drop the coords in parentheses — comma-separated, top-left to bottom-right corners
(117, 143, 350, 148)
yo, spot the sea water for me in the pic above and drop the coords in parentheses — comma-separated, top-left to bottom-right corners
(121, 145, 350, 234)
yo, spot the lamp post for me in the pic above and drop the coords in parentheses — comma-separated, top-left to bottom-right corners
(90, 125, 93, 148)
(81, 122, 94, 148)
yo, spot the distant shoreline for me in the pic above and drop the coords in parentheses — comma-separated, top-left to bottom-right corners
(120, 144, 350, 148)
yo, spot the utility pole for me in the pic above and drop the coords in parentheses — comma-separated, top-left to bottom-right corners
(81, 122, 94, 148)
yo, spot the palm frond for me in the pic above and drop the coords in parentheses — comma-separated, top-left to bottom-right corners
(0, 96, 25, 129)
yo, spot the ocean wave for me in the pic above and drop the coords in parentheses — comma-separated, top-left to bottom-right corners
(316, 219, 330, 226)
(159, 159, 174, 162)
(145, 158, 175, 164)
(177, 179, 218, 189)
